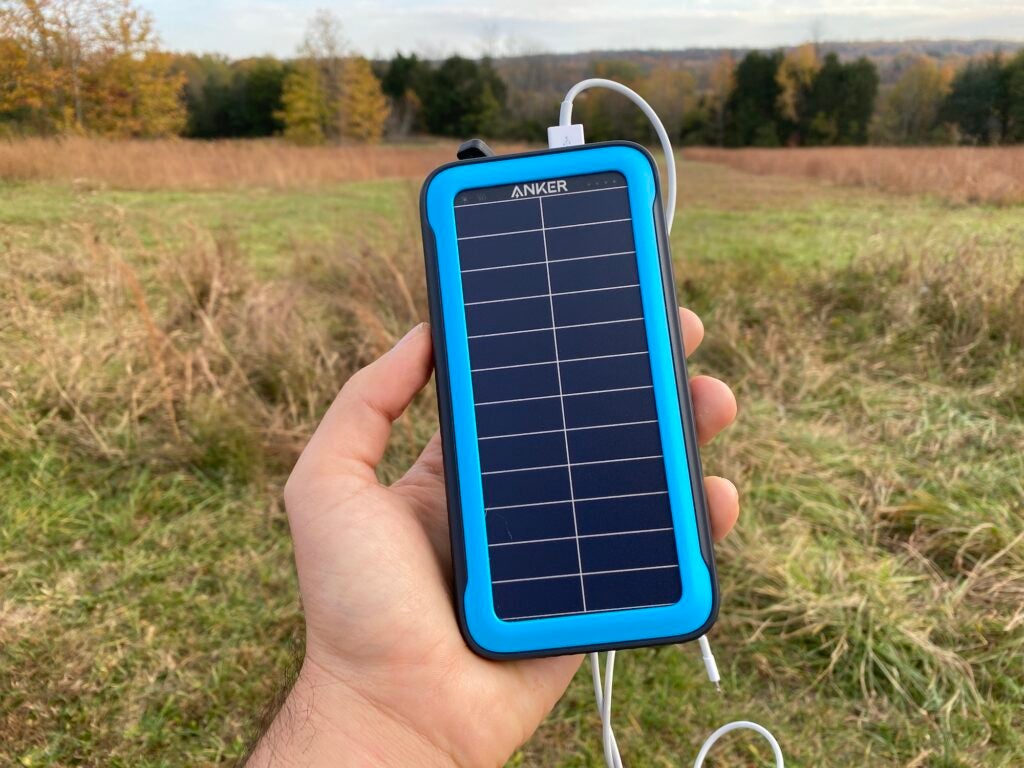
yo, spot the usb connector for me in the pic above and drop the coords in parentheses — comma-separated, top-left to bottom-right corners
(547, 123, 585, 148)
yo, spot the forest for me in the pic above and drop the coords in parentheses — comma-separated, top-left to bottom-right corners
(2, 2, 1024, 148)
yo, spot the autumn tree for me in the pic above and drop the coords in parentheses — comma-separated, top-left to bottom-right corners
(0, 0, 184, 136)
(83, 2, 185, 137)
(0, 36, 51, 132)
(276, 58, 327, 145)
(775, 43, 820, 143)
(300, 8, 345, 140)
(642, 62, 696, 142)
(338, 55, 388, 142)
(573, 59, 645, 142)
(872, 56, 953, 144)
(706, 53, 735, 146)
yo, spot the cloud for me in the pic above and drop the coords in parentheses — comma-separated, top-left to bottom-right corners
(140, 0, 1024, 58)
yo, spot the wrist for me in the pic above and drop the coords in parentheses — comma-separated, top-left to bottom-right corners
(247, 658, 459, 767)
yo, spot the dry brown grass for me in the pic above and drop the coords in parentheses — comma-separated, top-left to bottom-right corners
(0, 137, 527, 190)
(684, 146, 1024, 205)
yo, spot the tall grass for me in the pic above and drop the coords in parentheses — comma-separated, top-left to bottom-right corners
(0, 137, 524, 190)
(685, 146, 1024, 205)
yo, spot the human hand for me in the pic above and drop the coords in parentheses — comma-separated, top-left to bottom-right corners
(247, 309, 738, 767)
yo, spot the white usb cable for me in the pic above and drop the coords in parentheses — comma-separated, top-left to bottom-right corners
(551, 80, 785, 768)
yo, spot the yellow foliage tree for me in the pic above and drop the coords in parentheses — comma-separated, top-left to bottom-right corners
(776, 43, 821, 123)
(872, 56, 954, 144)
(86, 51, 186, 137)
(276, 59, 328, 145)
(0, 0, 185, 136)
(642, 63, 696, 140)
(707, 53, 736, 146)
(0, 37, 52, 132)
(338, 56, 389, 143)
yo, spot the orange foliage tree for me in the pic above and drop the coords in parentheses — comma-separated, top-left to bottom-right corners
(0, 0, 185, 136)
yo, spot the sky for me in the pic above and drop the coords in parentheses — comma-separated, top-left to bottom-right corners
(140, 1, 1024, 59)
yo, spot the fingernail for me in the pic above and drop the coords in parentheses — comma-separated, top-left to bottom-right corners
(392, 322, 427, 350)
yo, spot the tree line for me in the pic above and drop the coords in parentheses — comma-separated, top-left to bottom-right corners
(2, 2, 1024, 146)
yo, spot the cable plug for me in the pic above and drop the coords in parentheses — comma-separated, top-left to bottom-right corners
(547, 123, 585, 148)
(698, 635, 721, 692)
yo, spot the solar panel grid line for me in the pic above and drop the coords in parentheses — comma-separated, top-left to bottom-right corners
(463, 282, 641, 306)
(476, 383, 652, 407)
(488, 526, 675, 548)
(460, 249, 637, 275)
(536, 194, 589, 611)
(455, 216, 631, 242)
(471, 350, 648, 373)
(468, 315, 643, 339)
(493, 563, 678, 585)
(484, 489, 668, 512)
(454, 183, 625, 208)
(477, 418, 659, 442)
(481, 453, 663, 477)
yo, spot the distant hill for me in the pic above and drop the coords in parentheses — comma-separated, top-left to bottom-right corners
(495, 39, 1024, 90)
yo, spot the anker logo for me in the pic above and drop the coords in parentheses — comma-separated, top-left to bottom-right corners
(510, 180, 568, 198)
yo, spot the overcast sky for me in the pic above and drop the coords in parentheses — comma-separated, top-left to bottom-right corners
(140, 1, 1024, 59)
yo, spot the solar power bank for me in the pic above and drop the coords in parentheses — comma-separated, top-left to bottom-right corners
(420, 141, 718, 659)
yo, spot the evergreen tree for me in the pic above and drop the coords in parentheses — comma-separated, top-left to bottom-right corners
(942, 55, 1009, 144)
(1006, 52, 1024, 143)
(380, 52, 429, 136)
(420, 55, 507, 137)
(725, 51, 784, 146)
(805, 54, 878, 145)
(338, 55, 389, 142)
(228, 57, 286, 136)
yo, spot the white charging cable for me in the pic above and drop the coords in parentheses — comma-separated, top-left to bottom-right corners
(550, 80, 785, 768)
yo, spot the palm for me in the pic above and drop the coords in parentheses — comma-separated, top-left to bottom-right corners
(283, 314, 738, 766)
(291, 435, 581, 766)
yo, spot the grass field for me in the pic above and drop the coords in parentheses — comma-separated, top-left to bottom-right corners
(1, 143, 1022, 766)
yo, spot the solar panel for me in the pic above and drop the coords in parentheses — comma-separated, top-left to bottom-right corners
(453, 171, 683, 621)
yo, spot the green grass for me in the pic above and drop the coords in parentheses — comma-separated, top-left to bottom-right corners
(1, 159, 1022, 766)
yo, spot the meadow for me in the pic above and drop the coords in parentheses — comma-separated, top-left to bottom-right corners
(0, 140, 1022, 767)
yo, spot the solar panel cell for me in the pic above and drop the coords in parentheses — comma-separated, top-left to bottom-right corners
(472, 363, 560, 403)
(567, 421, 662, 463)
(466, 296, 552, 335)
(482, 466, 571, 508)
(475, 397, 565, 438)
(486, 502, 577, 543)
(552, 286, 642, 326)
(490, 537, 583, 581)
(575, 493, 674, 536)
(478, 431, 569, 472)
